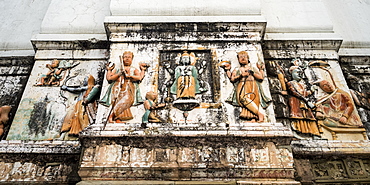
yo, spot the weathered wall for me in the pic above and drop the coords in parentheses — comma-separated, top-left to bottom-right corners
(0, 140, 81, 184)
(0, 0, 369, 184)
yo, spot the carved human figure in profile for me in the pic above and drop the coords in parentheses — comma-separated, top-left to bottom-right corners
(36, 59, 79, 86)
(100, 51, 148, 123)
(170, 51, 201, 99)
(220, 51, 265, 122)
(36, 59, 65, 86)
(142, 91, 165, 123)
(60, 75, 100, 139)
(287, 66, 320, 136)
(315, 80, 362, 127)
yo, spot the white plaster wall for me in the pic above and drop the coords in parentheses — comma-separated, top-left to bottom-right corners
(40, 0, 111, 34)
(323, 0, 370, 54)
(261, 0, 334, 33)
(0, 0, 50, 54)
(110, 0, 261, 16)
(1, 0, 370, 54)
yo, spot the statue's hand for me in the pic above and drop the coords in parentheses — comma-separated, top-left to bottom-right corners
(106, 62, 115, 71)
(221, 63, 231, 70)
(257, 63, 265, 70)
(139, 62, 149, 71)
(316, 112, 324, 119)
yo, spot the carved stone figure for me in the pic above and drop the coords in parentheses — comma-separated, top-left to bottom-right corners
(142, 91, 165, 123)
(60, 75, 100, 137)
(100, 51, 148, 123)
(36, 59, 79, 86)
(221, 51, 265, 122)
(316, 80, 362, 127)
(170, 51, 201, 99)
(0, 106, 11, 137)
(287, 66, 320, 136)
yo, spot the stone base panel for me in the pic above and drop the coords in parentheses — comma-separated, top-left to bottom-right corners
(79, 132, 295, 182)
(0, 141, 81, 183)
(77, 179, 300, 185)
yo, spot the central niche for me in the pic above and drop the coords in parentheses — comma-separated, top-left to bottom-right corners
(157, 50, 218, 105)
(155, 49, 222, 124)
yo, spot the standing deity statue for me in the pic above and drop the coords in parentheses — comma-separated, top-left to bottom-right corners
(60, 75, 100, 138)
(170, 51, 201, 99)
(100, 51, 148, 123)
(287, 66, 320, 136)
(220, 51, 265, 122)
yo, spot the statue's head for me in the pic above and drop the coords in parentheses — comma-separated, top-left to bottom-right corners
(318, 80, 335, 93)
(146, 91, 158, 101)
(180, 51, 191, 65)
(51, 59, 60, 68)
(237, 51, 249, 65)
(289, 66, 302, 81)
(122, 51, 134, 66)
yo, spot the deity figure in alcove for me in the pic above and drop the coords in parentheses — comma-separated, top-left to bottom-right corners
(170, 51, 202, 99)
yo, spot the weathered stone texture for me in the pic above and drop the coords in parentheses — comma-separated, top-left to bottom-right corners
(0, 141, 81, 184)
(0, 57, 34, 140)
(293, 140, 370, 184)
(78, 133, 294, 181)
(340, 56, 370, 138)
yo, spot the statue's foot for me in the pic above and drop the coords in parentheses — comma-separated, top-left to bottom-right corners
(114, 120, 127, 123)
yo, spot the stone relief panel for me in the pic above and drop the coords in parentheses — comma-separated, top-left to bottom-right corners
(6, 60, 104, 140)
(266, 58, 367, 140)
(95, 43, 275, 128)
(310, 159, 370, 182)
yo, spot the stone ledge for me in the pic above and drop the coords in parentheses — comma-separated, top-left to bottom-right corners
(78, 167, 295, 181)
(0, 140, 81, 154)
(291, 140, 370, 156)
(0, 50, 35, 57)
(105, 16, 266, 24)
(80, 122, 293, 138)
(34, 49, 109, 60)
(77, 180, 300, 185)
(105, 18, 267, 42)
(31, 34, 109, 50)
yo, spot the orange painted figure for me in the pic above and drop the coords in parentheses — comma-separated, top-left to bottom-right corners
(316, 80, 362, 128)
(61, 75, 100, 136)
(287, 66, 320, 136)
(142, 91, 165, 123)
(37, 59, 65, 86)
(100, 51, 148, 123)
(221, 51, 265, 122)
